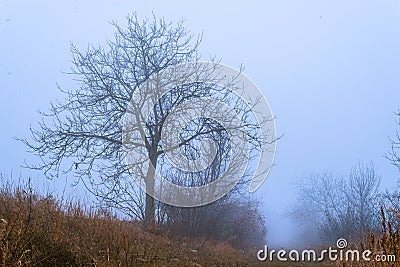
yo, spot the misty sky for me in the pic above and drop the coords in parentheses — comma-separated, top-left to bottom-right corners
(1, 1, 400, 247)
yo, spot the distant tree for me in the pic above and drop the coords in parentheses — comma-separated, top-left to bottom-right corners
(347, 163, 381, 236)
(21, 13, 271, 233)
(161, 195, 266, 247)
(288, 162, 381, 244)
(158, 153, 266, 247)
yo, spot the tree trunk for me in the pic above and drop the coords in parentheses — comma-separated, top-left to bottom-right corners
(144, 155, 157, 227)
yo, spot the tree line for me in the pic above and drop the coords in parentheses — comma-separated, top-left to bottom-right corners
(288, 111, 400, 246)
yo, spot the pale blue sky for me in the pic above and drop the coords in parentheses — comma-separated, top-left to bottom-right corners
(1, 1, 400, 247)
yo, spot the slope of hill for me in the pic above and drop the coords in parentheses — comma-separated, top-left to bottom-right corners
(0, 182, 336, 266)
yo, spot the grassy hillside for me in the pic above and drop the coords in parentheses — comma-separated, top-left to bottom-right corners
(2, 181, 397, 266)
(0, 182, 339, 266)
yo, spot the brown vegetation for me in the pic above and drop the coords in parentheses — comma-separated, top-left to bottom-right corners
(0, 180, 270, 266)
(335, 206, 400, 267)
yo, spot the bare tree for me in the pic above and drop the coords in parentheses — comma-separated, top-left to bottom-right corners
(160, 193, 266, 247)
(21, 14, 272, 227)
(387, 111, 400, 172)
(347, 163, 381, 237)
(288, 162, 381, 244)
(380, 190, 400, 232)
(156, 135, 266, 247)
(381, 111, 400, 231)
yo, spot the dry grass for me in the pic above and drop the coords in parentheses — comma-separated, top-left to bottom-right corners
(0, 183, 272, 266)
(336, 207, 400, 267)
(0, 181, 375, 267)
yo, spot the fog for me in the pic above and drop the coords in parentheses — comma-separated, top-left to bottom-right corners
(1, 0, 400, 248)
